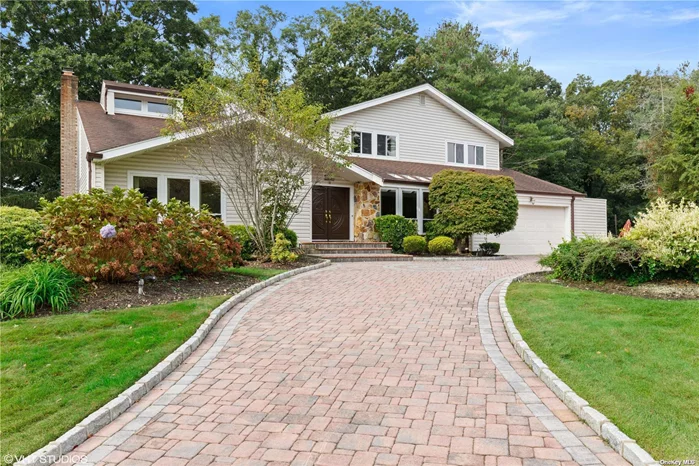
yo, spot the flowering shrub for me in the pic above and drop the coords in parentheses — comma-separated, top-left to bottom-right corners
(270, 233, 298, 264)
(627, 199, 699, 280)
(0, 206, 43, 266)
(36, 187, 241, 282)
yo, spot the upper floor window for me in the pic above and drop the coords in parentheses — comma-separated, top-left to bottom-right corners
(447, 142, 485, 167)
(115, 98, 142, 111)
(377, 134, 397, 157)
(352, 130, 398, 158)
(147, 101, 173, 115)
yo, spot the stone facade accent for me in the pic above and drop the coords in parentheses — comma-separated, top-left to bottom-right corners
(353, 182, 380, 241)
(60, 69, 79, 197)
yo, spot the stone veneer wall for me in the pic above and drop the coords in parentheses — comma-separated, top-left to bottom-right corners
(354, 182, 381, 241)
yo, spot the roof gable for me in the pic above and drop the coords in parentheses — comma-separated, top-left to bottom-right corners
(325, 84, 514, 147)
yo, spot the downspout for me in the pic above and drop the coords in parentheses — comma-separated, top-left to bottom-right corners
(570, 196, 575, 239)
(87, 152, 103, 191)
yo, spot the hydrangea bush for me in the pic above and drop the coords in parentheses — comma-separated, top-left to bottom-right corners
(36, 187, 241, 282)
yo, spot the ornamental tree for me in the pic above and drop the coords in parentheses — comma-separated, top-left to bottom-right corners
(167, 70, 349, 257)
(428, 170, 518, 250)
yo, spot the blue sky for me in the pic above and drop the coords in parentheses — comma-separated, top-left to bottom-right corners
(194, 0, 699, 87)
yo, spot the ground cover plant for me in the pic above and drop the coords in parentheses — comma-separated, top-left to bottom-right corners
(0, 296, 227, 463)
(507, 282, 698, 459)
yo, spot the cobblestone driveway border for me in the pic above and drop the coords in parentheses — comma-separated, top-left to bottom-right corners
(15, 260, 330, 466)
(497, 274, 658, 466)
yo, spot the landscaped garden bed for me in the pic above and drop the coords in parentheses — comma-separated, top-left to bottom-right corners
(506, 281, 698, 459)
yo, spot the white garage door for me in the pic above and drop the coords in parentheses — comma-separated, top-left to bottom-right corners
(496, 205, 567, 255)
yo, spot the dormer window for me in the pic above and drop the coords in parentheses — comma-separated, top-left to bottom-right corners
(101, 80, 180, 118)
(115, 98, 142, 111)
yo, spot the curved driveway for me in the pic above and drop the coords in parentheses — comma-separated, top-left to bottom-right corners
(66, 259, 628, 466)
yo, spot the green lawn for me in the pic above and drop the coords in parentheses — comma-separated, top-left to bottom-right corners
(506, 282, 698, 459)
(0, 296, 227, 463)
(227, 265, 287, 280)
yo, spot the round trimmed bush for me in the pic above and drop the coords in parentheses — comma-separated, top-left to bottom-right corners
(403, 235, 427, 255)
(277, 228, 298, 249)
(375, 215, 418, 252)
(478, 242, 500, 256)
(0, 206, 43, 266)
(428, 236, 455, 255)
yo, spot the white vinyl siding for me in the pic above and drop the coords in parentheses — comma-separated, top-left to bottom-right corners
(574, 198, 608, 238)
(99, 142, 312, 241)
(332, 93, 500, 169)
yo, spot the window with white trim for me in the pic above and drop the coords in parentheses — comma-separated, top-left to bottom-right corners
(377, 134, 397, 157)
(130, 174, 223, 218)
(447, 142, 485, 167)
(352, 131, 372, 155)
(379, 187, 433, 234)
(351, 130, 398, 158)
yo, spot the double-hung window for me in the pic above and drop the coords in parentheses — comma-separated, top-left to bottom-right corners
(447, 142, 485, 167)
(129, 173, 223, 218)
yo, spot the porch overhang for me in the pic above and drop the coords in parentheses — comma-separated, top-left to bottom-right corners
(339, 163, 384, 185)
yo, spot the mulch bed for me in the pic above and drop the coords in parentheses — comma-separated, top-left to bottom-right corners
(71, 257, 322, 314)
(520, 272, 699, 300)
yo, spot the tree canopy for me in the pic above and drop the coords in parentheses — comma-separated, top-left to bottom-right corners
(2, 0, 697, 228)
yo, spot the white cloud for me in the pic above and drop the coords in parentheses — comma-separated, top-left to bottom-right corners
(451, 0, 699, 47)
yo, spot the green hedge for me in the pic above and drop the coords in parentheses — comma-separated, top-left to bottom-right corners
(0, 206, 43, 266)
(375, 215, 417, 252)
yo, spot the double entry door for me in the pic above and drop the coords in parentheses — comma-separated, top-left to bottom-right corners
(312, 186, 350, 241)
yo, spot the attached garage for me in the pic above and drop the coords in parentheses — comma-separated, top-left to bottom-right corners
(494, 205, 568, 255)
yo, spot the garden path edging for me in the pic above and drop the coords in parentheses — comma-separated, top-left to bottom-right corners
(497, 273, 658, 466)
(15, 260, 331, 466)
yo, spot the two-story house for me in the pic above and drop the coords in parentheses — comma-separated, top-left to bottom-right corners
(60, 70, 607, 256)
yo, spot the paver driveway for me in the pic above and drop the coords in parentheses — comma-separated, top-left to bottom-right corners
(64, 258, 629, 466)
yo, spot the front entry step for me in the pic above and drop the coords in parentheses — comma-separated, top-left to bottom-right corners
(301, 242, 413, 262)
(308, 253, 413, 262)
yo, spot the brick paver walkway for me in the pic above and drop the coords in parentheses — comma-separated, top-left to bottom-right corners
(62, 259, 629, 466)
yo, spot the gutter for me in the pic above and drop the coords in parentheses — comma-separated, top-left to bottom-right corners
(571, 196, 575, 238)
(87, 152, 103, 191)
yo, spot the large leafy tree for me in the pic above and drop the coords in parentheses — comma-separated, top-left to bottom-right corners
(284, 1, 423, 110)
(0, 0, 213, 207)
(653, 82, 699, 202)
(419, 22, 571, 175)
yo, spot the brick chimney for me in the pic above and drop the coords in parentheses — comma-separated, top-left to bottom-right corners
(60, 68, 79, 196)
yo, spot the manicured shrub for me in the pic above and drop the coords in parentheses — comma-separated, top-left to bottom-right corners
(428, 236, 455, 255)
(627, 199, 699, 280)
(478, 242, 501, 256)
(403, 235, 427, 255)
(270, 233, 298, 264)
(0, 262, 81, 320)
(37, 187, 241, 282)
(0, 206, 43, 266)
(428, 170, 518, 249)
(276, 228, 298, 249)
(375, 215, 418, 252)
(230, 225, 257, 260)
(540, 237, 648, 282)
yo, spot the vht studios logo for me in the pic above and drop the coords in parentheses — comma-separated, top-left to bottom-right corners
(660, 461, 696, 465)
